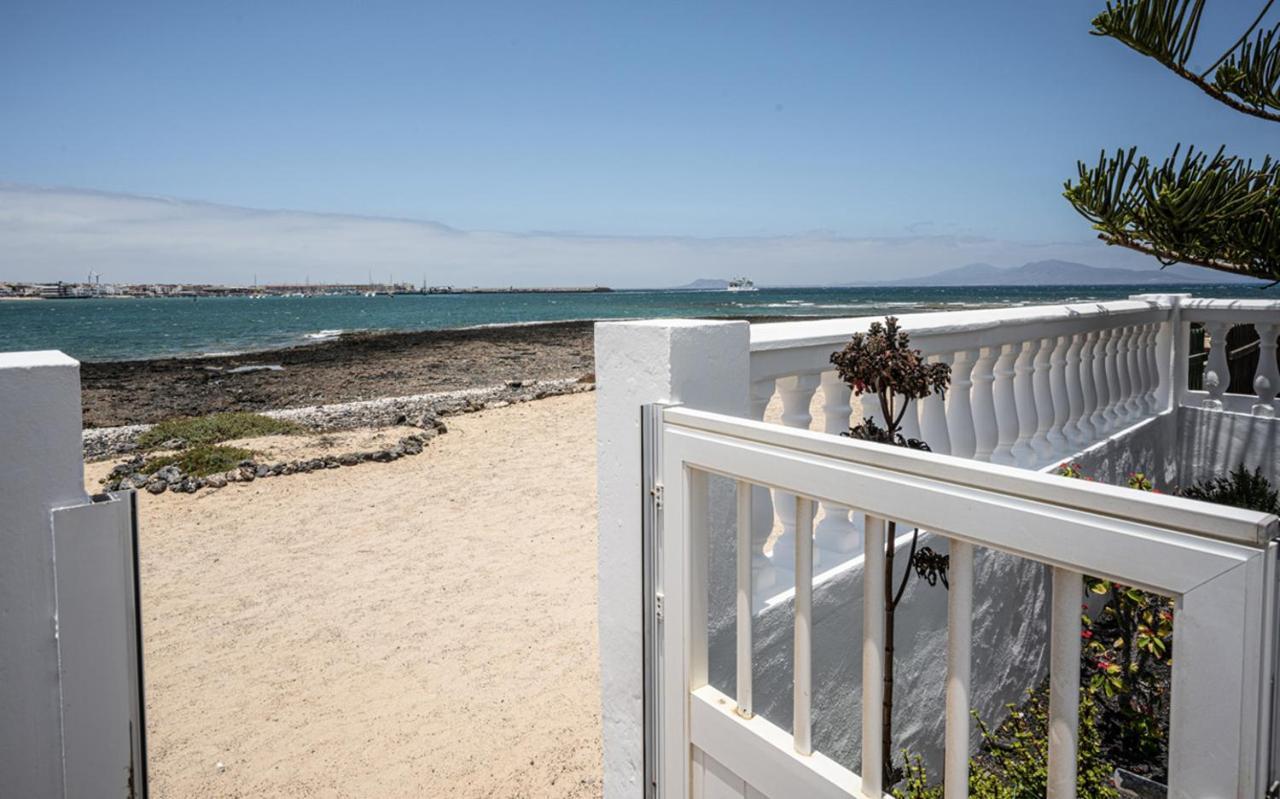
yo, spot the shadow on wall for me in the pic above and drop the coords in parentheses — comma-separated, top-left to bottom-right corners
(706, 521, 1052, 777)
(1074, 406, 1279, 490)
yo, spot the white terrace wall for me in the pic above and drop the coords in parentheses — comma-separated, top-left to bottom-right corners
(1073, 406, 1280, 491)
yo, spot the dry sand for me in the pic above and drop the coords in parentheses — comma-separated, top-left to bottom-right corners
(93, 393, 602, 798)
(86, 383, 858, 798)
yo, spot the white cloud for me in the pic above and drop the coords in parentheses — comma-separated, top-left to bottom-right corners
(0, 183, 1161, 287)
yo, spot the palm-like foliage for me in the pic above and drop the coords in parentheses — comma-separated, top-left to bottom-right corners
(1065, 1, 1280, 282)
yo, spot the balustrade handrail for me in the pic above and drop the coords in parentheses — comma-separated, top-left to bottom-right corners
(666, 406, 1279, 547)
(748, 298, 1175, 381)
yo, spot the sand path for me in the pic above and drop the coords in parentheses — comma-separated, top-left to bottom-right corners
(102, 393, 602, 798)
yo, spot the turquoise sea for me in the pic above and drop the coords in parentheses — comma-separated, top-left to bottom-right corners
(0, 284, 1269, 362)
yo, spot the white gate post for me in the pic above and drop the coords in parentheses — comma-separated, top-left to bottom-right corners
(595, 320, 750, 798)
(0, 351, 146, 799)
(0, 352, 91, 795)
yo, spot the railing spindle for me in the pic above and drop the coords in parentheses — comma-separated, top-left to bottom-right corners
(1047, 336, 1071, 454)
(1103, 327, 1123, 430)
(1011, 339, 1039, 466)
(1047, 566, 1082, 799)
(772, 375, 820, 576)
(990, 343, 1019, 465)
(920, 354, 952, 455)
(793, 497, 814, 756)
(971, 346, 999, 461)
(1090, 328, 1113, 434)
(1076, 330, 1100, 443)
(1137, 324, 1157, 414)
(749, 379, 779, 596)
(947, 350, 978, 459)
(945, 540, 974, 798)
(735, 480, 753, 719)
(1031, 338, 1056, 460)
(1063, 333, 1086, 447)
(1202, 321, 1229, 409)
(1118, 326, 1139, 420)
(816, 372, 858, 568)
(1254, 323, 1280, 417)
(861, 514, 886, 798)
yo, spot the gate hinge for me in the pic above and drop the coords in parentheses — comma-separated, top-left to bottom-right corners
(650, 483, 664, 510)
(655, 592, 665, 623)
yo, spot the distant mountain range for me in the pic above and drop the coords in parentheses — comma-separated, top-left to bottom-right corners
(675, 260, 1265, 289)
(866, 260, 1265, 287)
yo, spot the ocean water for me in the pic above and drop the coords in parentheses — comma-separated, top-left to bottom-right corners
(0, 284, 1267, 362)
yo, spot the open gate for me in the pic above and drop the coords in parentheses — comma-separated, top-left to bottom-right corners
(643, 403, 1279, 799)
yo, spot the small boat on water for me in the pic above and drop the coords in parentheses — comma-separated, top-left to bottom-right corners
(726, 277, 757, 292)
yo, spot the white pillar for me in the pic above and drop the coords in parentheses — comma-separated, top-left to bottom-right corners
(1203, 321, 1230, 409)
(919, 354, 952, 455)
(0, 352, 90, 797)
(595, 320, 750, 798)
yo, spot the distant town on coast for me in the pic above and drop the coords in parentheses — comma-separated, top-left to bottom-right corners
(0, 279, 615, 299)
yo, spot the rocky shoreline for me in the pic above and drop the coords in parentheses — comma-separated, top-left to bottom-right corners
(84, 377, 594, 460)
(80, 319, 596, 428)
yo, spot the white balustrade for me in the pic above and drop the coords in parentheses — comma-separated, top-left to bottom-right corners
(919, 354, 951, 455)
(990, 344, 1019, 465)
(970, 347, 999, 461)
(1076, 330, 1100, 443)
(815, 372, 859, 569)
(1010, 340, 1039, 466)
(749, 378, 779, 595)
(1202, 322, 1229, 410)
(771, 374, 820, 575)
(1063, 334, 1087, 448)
(946, 349, 978, 459)
(1046, 336, 1071, 455)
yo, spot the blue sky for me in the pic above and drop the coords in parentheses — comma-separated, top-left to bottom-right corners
(1, 1, 1277, 285)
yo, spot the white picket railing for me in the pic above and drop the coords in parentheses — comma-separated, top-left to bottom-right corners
(659, 405, 1279, 799)
(744, 293, 1280, 601)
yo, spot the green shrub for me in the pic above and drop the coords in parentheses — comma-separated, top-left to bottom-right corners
(142, 445, 254, 477)
(138, 412, 304, 450)
(1180, 464, 1280, 514)
(894, 684, 1118, 799)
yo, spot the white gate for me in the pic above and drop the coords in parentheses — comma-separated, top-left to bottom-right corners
(650, 404, 1279, 799)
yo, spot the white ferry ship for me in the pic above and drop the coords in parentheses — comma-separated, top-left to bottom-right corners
(726, 277, 757, 292)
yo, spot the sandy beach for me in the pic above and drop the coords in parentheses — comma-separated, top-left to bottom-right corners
(94, 393, 602, 798)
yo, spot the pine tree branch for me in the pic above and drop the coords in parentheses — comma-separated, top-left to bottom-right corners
(1200, 0, 1275, 77)
(1095, 232, 1279, 286)
(1168, 60, 1280, 123)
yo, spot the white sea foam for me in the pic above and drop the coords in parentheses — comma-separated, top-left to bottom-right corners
(304, 329, 345, 340)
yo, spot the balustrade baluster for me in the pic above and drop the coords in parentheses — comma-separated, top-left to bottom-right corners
(1145, 323, 1163, 413)
(919, 354, 951, 455)
(970, 347, 999, 461)
(861, 515, 886, 799)
(1047, 336, 1071, 455)
(1047, 567, 1083, 799)
(749, 379, 778, 596)
(1202, 322, 1229, 409)
(990, 344, 1019, 465)
(1030, 339, 1056, 460)
(1254, 323, 1280, 417)
(793, 497, 814, 756)
(816, 372, 858, 569)
(1076, 330, 1100, 444)
(898, 390, 923, 443)
(1102, 327, 1123, 431)
(945, 540, 974, 798)
(735, 480, 753, 718)
(946, 350, 978, 459)
(1011, 340, 1039, 466)
(771, 375, 820, 575)
(1141, 322, 1162, 412)
(1063, 334, 1086, 447)
(1090, 328, 1113, 434)
(1112, 327, 1133, 423)
(1120, 326, 1141, 420)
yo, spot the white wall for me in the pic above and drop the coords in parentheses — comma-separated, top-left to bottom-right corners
(595, 320, 750, 798)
